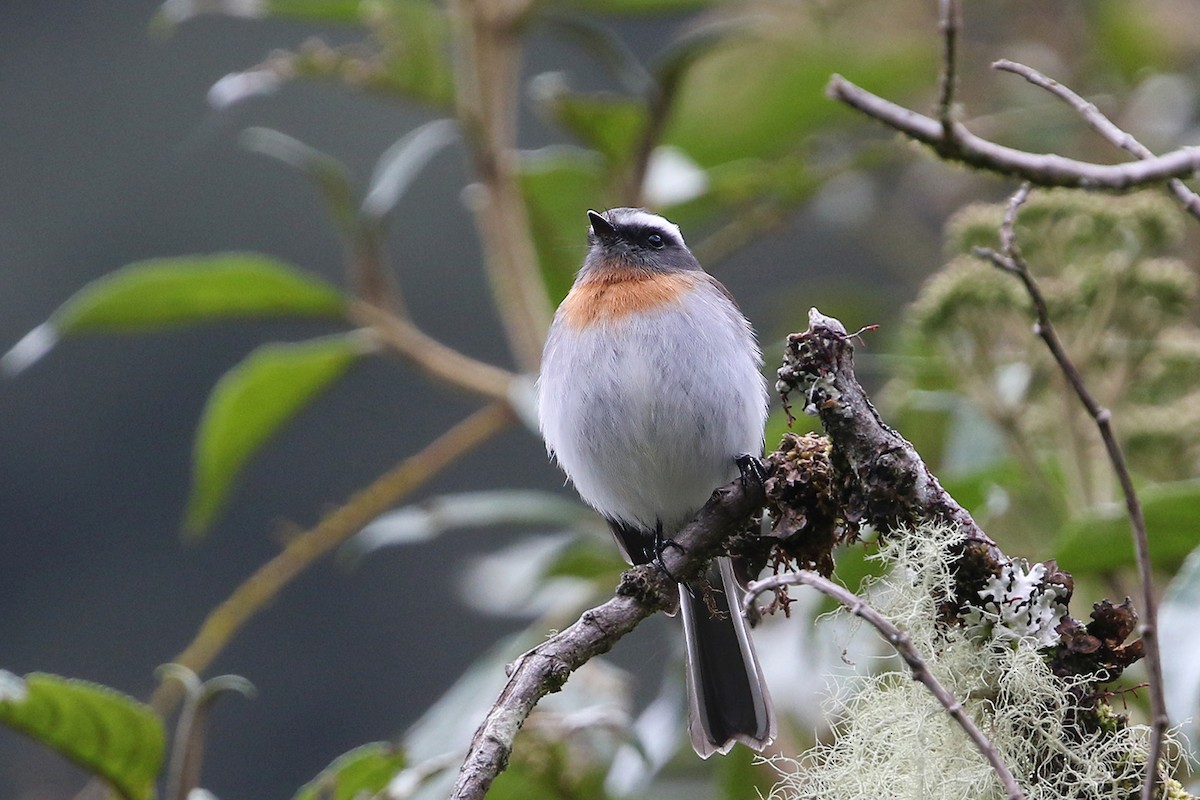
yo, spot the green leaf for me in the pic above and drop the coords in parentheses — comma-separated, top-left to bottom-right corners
(264, 0, 363, 20)
(549, 0, 721, 13)
(716, 740, 773, 800)
(185, 334, 369, 535)
(373, 0, 455, 107)
(3, 254, 347, 375)
(1055, 479, 1200, 574)
(156, 0, 363, 26)
(530, 75, 648, 168)
(0, 672, 165, 800)
(517, 148, 612, 304)
(665, 38, 933, 167)
(543, 536, 625, 582)
(293, 742, 407, 800)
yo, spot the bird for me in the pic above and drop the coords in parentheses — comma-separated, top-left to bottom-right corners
(536, 207, 775, 758)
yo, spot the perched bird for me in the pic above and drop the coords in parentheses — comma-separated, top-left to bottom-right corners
(537, 207, 775, 758)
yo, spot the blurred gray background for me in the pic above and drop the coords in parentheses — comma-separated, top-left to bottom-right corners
(0, 2, 898, 797)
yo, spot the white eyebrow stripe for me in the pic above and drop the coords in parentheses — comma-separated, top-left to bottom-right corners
(613, 209, 685, 245)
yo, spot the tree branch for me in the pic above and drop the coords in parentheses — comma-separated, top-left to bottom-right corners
(991, 58, 1200, 221)
(825, 74, 1200, 190)
(351, 300, 516, 403)
(975, 186, 1169, 800)
(743, 570, 1027, 800)
(777, 308, 991, 544)
(936, 0, 963, 137)
(449, 470, 767, 800)
(449, 0, 552, 372)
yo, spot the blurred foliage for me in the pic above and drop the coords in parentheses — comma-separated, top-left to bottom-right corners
(186, 333, 371, 535)
(890, 191, 1200, 573)
(291, 742, 407, 800)
(0, 672, 165, 800)
(7, 0, 1200, 796)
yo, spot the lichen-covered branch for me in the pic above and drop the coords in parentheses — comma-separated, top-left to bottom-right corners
(776, 309, 989, 541)
(744, 570, 1027, 800)
(772, 309, 1145, 683)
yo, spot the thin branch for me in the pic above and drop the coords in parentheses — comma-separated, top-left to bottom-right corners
(348, 224, 407, 317)
(449, 0, 552, 372)
(992, 58, 1200, 221)
(449, 469, 768, 800)
(149, 402, 516, 716)
(975, 186, 1169, 800)
(742, 571, 1027, 800)
(936, 0, 963, 138)
(826, 74, 1200, 190)
(351, 300, 516, 403)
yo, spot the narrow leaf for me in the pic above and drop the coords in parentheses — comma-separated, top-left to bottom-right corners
(362, 119, 458, 221)
(292, 742, 406, 800)
(185, 334, 368, 535)
(156, 0, 363, 28)
(2, 254, 346, 375)
(241, 129, 360, 234)
(346, 490, 591, 558)
(0, 672, 165, 800)
(1055, 479, 1200, 574)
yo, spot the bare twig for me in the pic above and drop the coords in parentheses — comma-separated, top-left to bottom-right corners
(449, 468, 767, 800)
(992, 59, 1200, 221)
(351, 300, 516, 403)
(449, 0, 552, 372)
(826, 74, 1200, 190)
(936, 0, 963, 138)
(743, 571, 1027, 800)
(150, 402, 516, 716)
(976, 186, 1169, 800)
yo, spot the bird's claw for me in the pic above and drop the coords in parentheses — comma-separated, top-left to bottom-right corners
(735, 453, 769, 488)
(650, 520, 686, 583)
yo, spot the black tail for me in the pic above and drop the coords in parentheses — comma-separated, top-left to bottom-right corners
(679, 557, 775, 758)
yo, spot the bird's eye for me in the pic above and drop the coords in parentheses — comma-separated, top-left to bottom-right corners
(646, 233, 665, 249)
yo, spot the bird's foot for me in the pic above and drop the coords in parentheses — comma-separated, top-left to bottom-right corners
(735, 453, 769, 488)
(650, 519, 686, 583)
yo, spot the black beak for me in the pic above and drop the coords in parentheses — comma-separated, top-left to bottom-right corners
(587, 209, 617, 243)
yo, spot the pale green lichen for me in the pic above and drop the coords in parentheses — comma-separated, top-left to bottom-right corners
(764, 525, 1183, 800)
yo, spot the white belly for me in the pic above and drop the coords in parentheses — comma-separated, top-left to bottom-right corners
(538, 283, 767, 534)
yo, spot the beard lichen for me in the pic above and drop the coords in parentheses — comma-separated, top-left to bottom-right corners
(765, 524, 1185, 800)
